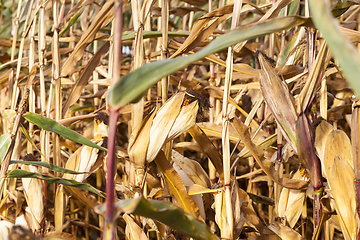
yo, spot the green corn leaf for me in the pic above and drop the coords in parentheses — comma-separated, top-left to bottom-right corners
(108, 16, 309, 109)
(7, 169, 105, 198)
(10, 160, 83, 175)
(95, 195, 219, 240)
(0, 133, 11, 164)
(309, 0, 360, 98)
(23, 112, 106, 152)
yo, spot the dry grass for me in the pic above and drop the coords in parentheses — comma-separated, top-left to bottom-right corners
(0, 0, 360, 239)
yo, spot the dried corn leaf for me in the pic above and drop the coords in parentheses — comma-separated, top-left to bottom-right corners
(154, 151, 201, 220)
(296, 41, 328, 113)
(314, 119, 334, 164)
(62, 41, 110, 117)
(61, 0, 114, 77)
(257, 51, 297, 151)
(267, 222, 305, 240)
(231, 116, 308, 190)
(172, 150, 211, 219)
(21, 165, 44, 225)
(63, 134, 105, 183)
(188, 124, 224, 180)
(171, 4, 233, 58)
(124, 214, 148, 240)
(277, 169, 306, 228)
(323, 155, 358, 240)
(324, 129, 353, 170)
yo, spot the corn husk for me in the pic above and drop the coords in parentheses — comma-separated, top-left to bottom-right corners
(277, 169, 307, 228)
(21, 165, 44, 227)
(324, 134, 359, 240)
(63, 134, 106, 182)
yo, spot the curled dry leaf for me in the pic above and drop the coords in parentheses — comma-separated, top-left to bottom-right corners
(21, 165, 44, 227)
(267, 222, 305, 240)
(231, 116, 308, 190)
(172, 150, 211, 220)
(171, 4, 233, 58)
(257, 51, 298, 152)
(324, 130, 359, 240)
(63, 134, 106, 183)
(154, 151, 202, 221)
(128, 92, 199, 185)
(314, 119, 334, 177)
(61, 0, 114, 77)
(277, 169, 307, 228)
(123, 213, 148, 240)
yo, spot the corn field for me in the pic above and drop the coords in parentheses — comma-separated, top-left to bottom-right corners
(1, 0, 360, 239)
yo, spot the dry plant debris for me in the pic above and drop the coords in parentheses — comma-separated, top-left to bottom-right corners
(1, 0, 360, 239)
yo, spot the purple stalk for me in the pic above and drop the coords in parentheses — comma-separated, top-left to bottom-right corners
(104, 108, 119, 240)
(296, 114, 323, 228)
(104, 0, 122, 239)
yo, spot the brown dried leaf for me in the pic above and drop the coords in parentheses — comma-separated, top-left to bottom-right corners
(171, 4, 233, 58)
(123, 214, 148, 240)
(267, 222, 305, 240)
(277, 170, 307, 228)
(62, 41, 110, 117)
(231, 116, 308, 190)
(61, 0, 114, 77)
(21, 165, 44, 226)
(63, 134, 105, 183)
(323, 155, 358, 240)
(257, 51, 297, 151)
(188, 124, 224, 180)
(154, 151, 202, 220)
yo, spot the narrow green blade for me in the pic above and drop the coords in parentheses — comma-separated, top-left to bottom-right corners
(309, 0, 360, 97)
(7, 169, 105, 198)
(10, 160, 83, 174)
(23, 112, 106, 151)
(96, 196, 218, 240)
(108, 16, 308, 109)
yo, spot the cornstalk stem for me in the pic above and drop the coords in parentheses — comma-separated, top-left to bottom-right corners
(104, 108, 119, 240)
(104, 0, 123, 238)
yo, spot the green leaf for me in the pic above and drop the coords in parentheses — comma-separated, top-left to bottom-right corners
(10, 160, 83, 174)
(0, 133, 11, 164)
(288, 0, 300, 16)
(23, 112, 106, 152)
(7, 169, 105, 198)
(96, 196, 218, 240)
(309, 0, 360, 98)
(108, 16, 309, 109)
(19, 123, 49, 162)
(59, 9, 83, 37)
